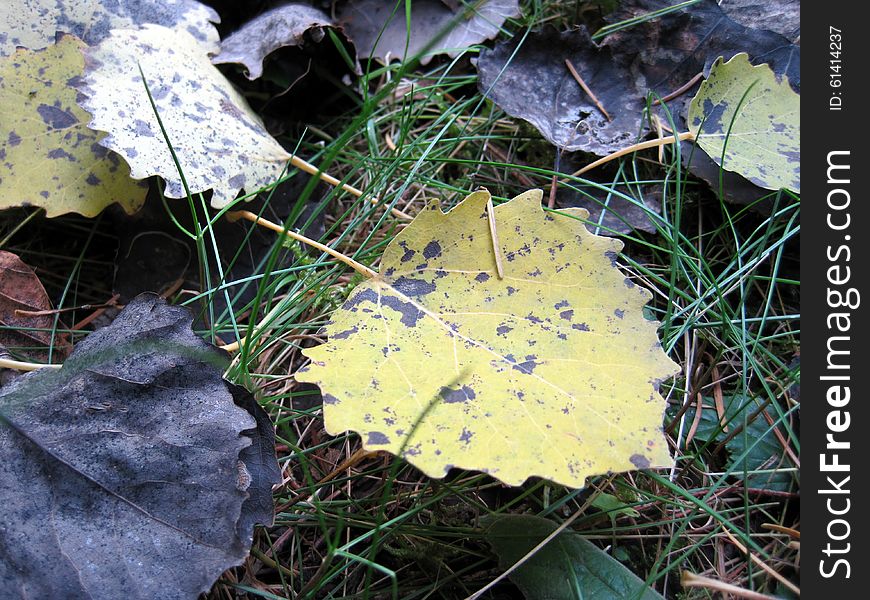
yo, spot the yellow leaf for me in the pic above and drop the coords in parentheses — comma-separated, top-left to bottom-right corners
(77, 25, 292, 209)
(0, 35, 147, 217)
(297, 189, 679, 488)
(688, 53, 800, 193)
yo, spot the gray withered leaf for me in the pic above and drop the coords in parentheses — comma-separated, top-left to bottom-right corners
(0, 293, 280, 600)
(477, 27, 643, 155)
(213, 3, 341, 80)
(339, 0, 519, 65)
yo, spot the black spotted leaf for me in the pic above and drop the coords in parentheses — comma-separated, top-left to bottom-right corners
(0, 35, 147, 217)
(688, 53, 800, 193)
(483, 514, 666, 599)
(0, 0, 220, 57)
(76, 24, 294, 208)
(602, 0, 799, 203)
(296, 189, 678, 488)
(0, 294, 280, 600)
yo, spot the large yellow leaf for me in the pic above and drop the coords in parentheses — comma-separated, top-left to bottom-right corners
(0, 35, 146, 217)
(297, 189, 679, 488)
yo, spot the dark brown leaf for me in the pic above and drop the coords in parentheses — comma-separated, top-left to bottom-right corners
(477, 27, 642, 155)
(720, 0, 800, 42)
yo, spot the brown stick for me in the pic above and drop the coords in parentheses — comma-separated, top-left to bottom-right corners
(571, 132, 695, 177)
(653, 71, 704, 106)
(565, 59, 612, 121)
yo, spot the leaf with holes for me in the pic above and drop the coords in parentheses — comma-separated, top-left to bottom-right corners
(0, 0, 220, 57)
(76, 24, 293, 208)
(0, 294, 280, 599)
(296, 189, 678, 488)
(0, 35, 147, 217)
(688, 53, 800, 192)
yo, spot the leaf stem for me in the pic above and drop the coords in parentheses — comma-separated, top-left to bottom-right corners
(570, 131, 695, 177)
(564, 58, 611, 121)
(0, 357, 61, 371)
(227, 210, 379, 279)
(485, 196, 505, 279)
(287, 154, 413, 220)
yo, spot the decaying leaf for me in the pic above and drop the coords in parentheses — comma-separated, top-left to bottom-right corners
(338, 0, 519, 65)
(555, 155, 663, 235)
(213, 3, 337, 80)
(76, 24, 293, 208)
(0, 0, 221, 57)
(0, 293, 280, 599)
(0, 251, 70, 361)
(0, 35, 147, 217)
(688, 53, 799, 192)
(720, 0, 800, 42)
(477, 27, 641, 155)
(483, 514, 666, 599)
(602, 0, 800, 96)
(297, 189, 678, 488)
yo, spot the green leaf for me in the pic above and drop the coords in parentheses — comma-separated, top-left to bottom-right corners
(482, 514, 666, 600)
(296, 189, 679, 488)
(76, 25, 293, 209)
(688, 53, 800, 192)
(670, 394, 796, 492)
(0, 35, 147, 217)
(591, 492, 640, 520)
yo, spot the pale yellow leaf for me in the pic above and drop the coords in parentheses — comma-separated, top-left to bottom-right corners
(77, 25, 292, 208)
(297, 189, 679, 488)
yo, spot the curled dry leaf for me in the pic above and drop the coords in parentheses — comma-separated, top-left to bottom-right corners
(0, 251, 70, 362)
(0, 0, 221, 57)
(0, 35, 147, 217)
(213, 3, 338, 80)
(339, 0, 520, 65)
(297, 189, 678, 488)
(76, 24, 293, 208)
(0, 294, 280, 600)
